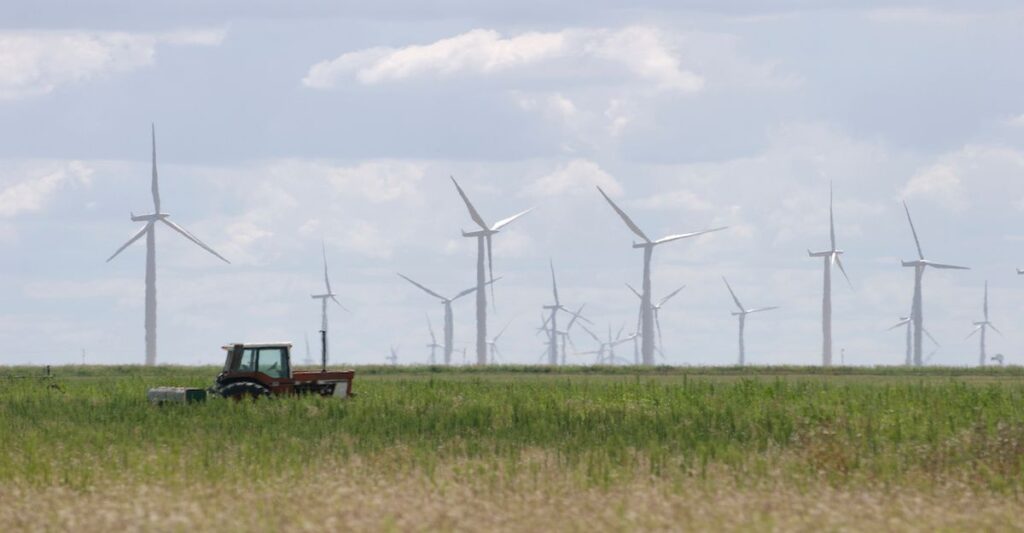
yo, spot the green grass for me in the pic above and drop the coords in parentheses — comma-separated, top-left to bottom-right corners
(2, 365, 1024, 492)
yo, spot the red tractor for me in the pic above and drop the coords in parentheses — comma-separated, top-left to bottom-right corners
(211, 342, 354, 399)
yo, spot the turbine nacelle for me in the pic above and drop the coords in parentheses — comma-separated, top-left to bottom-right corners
(461, 228, 497, 238)
(130, 212, 169, 222)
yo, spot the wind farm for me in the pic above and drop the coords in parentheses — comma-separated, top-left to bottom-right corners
(5, 3, 1024, 530)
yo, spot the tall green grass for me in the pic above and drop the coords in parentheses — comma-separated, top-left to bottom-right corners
(1, 366, 1023, 490)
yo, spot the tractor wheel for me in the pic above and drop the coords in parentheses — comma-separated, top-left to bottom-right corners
(219, 382, 270, 401)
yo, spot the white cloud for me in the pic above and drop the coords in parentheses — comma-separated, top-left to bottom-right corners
(303, 26, 704, 93)
(903, 145, 1024, 212)
(633, 190, 714, 212)
(523, 159, 621, 197)
(327, 161, 425, 203)
(0, 161, 93, 217)
(902, 163, 967, 212)
(0, 28, 226, 100)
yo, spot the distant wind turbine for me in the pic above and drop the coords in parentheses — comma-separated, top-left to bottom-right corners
(398, 274, 498, 365)
(425, 313, 442, 365)
(543, 261, 591, 365)
(808, 184, 851, 367)
(887, 313, 940, 366)
(626, 282, 685, 359)
(386, 346, 398, 366)
(597, 186, 726, 364)
(487, 320, 513, 365)
(311, 243, 347, 371)
(723, 277, 778, 366)
(579, 323, 634, 365)
(901, 202, 969, 366)
(451, 177, 532, 365)
(107, 125, 229, 366)
(966, 281, 1001, 367)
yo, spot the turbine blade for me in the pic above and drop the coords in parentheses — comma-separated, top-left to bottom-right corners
(903, 201, 924, 260)
(397, 273, 447, 301)
(923, 328, 940, 346)
(625, 283, 642, 299)
(828, 182, 836, 251)
(983, 281, 989, 320)
(966, 326, 980, 340)
(578, 323, 601, 344)
(106, 223, 151, 262)
(835, 255, 852, 288)
(490, 208, 532, 231)
(151, 124, 161, 213)
(655, 310, 664, 352)
(486, 234, 496, 308)
(453, 276, 501, 301)
(886, 319, 910, 331)
(928, 262, 970, 270)
(494, 320, 513, 342)
(330, 294, 349, 312)
(160, 218, 230, 263)
(722, 277, 744, 311)
(747, 306, 779, 314)
(654, 226, 728, 245)
(550, 259, 560, 306)
(990, 323, 1003, 336)
(426, 313, 437, 341)
(658, 285, 686, 307)
(596, 186, 650, 243)
(450, 176, 489, 230)
(321, 241, 332, 294)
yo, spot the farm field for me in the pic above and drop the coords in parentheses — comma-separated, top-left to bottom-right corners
(2, 365, 1024, 532)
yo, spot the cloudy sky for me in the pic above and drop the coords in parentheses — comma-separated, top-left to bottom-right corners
(2, 1, 1024, 366)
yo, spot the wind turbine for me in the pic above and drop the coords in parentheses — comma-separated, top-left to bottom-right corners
(425, 314, 442, 365)
(900, 202, 969, 366)
(626, 283, 685, 359)
(967, 281, 1001, 367)
(888, 314, 940, 366)
(808, 184, 851, 367)
(107, 125, 229, 366)
(543, 261, 590, 365)
(722, 277, 778, 366)
(597, 186, 726, 365)
(386, 346, 399, 366)
(312, 242, 347, 371)
(398, 274, 497, 365)
(451, 177, 532, 365)
(579, 323, 634, 365)
(487, 320, 512, 365)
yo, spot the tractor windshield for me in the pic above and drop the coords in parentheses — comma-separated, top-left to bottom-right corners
(257, 347, 289, 379)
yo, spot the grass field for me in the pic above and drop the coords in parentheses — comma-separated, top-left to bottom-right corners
(2, 365, 1024, 531)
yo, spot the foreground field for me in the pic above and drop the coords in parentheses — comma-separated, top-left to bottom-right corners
(2, 365, 1024, 531)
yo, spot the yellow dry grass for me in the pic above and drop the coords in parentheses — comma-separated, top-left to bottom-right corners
(3, 455, 1022, 533)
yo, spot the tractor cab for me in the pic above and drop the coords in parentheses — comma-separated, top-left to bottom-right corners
(213, 342, 354, 399)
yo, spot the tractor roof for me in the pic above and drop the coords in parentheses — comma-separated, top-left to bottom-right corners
(221, 342, 293, 350)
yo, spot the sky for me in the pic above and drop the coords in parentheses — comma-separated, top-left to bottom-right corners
(2, 1, 1024, 366)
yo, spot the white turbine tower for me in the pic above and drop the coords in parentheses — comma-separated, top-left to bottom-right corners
(807, 184, 851, 367)
(722, 277, 778, 366)
(398, 274, 497, 365)
(597, 187, 726, 365)
(900, 202, 969, 366)
(311, 243, 347, 371)
(107, 125, 229, 366)
(626, 283, 685, 359)
(967, 281, 1001, 367)
(451, 177, 532, 365)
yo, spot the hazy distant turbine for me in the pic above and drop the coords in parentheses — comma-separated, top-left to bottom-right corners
(543, 261, 590, 365)
(398, 273, 496, 365)
(597, 186, 726, 365)
(311, 242, 347, 370)
(425, 313, 442, 365)
(722, 277, 778, 366)
(887, 313, 940, 366)
(451, 177, 532, 365)
(900, 202, 969, 366)
(106, 125, 229, 366)
(626, 283, 684, 360)
(807, 184, 851, 367)
(966, 281, 1001, 367)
